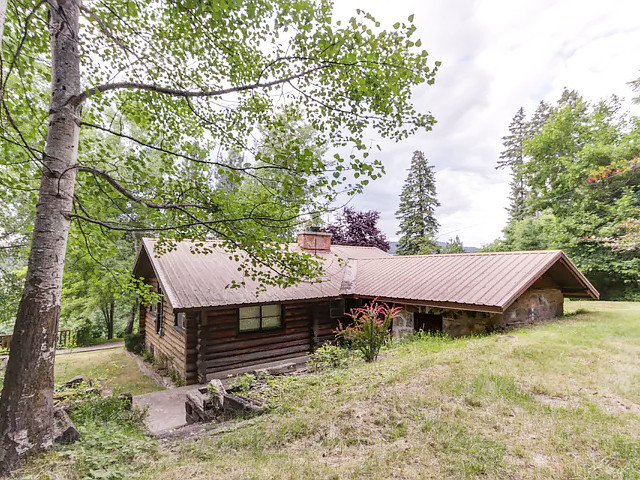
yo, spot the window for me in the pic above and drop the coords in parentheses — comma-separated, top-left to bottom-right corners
(239, 304, 282, 332)
(330, 299, 345, 319)
(175, 311, 185, 329)
(156, 289, 163, 335)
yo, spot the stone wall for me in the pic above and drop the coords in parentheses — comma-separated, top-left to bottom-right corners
(496, 287, 564, 329)
(392, 309, 414, 337)
(441, 310, 498, 337)
(393, 287, 564, 338)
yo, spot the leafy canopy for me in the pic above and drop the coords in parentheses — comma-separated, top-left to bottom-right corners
(1, 1, 439, 291)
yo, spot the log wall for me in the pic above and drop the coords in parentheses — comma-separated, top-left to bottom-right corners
(142, 278, 187, 377)
(187, 301, 339, 381)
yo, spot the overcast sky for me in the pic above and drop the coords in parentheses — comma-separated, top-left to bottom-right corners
(330, 0, 640, 247)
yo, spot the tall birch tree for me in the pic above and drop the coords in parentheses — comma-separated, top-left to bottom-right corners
(0, 0, 439, 471)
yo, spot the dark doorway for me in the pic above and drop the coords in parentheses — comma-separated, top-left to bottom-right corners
(414, 312, 443, 332)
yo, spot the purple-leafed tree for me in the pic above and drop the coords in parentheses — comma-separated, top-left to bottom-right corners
(325, 207, 390, 251)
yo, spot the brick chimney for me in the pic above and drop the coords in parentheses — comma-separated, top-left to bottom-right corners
(297, 231, 332, 252)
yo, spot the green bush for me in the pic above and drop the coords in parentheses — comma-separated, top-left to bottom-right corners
(124, 333, 144, 355)
(230, 373, 257, 395)
(73, 318, 93, 347)
(70, 396, 145, 427)
(308, 344, 352, 371)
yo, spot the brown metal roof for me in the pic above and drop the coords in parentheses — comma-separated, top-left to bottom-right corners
(133, 238, 391, 310)
(352, 250, 599, 312)
(133, 239, 599, 312)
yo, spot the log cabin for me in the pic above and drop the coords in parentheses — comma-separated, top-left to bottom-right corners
(132, 231, 599, 384)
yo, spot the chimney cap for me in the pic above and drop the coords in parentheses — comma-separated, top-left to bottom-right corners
(298, 230, 331, 237)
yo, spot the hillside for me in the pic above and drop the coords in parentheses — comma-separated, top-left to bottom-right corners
(19, 301, 640, 479)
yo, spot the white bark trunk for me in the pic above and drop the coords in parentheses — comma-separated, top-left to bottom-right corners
(0, 0, 82, 473)
(0, 0, 7, 45)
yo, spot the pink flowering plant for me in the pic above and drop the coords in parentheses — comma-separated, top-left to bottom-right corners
(336, 299, 401, 362)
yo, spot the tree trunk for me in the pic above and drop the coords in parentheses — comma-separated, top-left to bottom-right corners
(0, 0, 7, 46)
(124, 298, 138, 335)
(107, 301, 115, 339)
(0, 0, 82, 473)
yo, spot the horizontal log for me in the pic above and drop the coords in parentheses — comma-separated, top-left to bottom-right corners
(206, 332, 309, 353)
(205, 344, 309, 369)
(202, 325, 310, 341)
(206, 350, 309, 374)
(205, 338, 310, 361)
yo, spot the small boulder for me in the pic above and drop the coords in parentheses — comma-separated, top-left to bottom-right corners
(53, 407, 80, 445)
(118, 392, 133, 409)
(65, 375, 84, 388)
(207, 379, 225, 411)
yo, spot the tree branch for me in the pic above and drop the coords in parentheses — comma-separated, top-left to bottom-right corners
(69, 65, 327, 107)
(77, 165, 220, 212)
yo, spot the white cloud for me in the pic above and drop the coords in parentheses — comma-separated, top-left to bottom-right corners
(332, 0, 640, 247)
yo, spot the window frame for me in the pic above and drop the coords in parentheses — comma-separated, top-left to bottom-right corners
(238, 304, 284, 334)
(156, 288, 163, 336)
(174, 311, 186, 331)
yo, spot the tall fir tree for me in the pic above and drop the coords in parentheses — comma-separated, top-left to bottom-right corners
(395, 150, 440, 255)
(497, 107, 528, 221)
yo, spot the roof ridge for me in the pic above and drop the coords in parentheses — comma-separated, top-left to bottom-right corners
(379, 250, 563, 259)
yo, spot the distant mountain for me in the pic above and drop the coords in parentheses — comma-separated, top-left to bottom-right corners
(387, 241, 477, 254)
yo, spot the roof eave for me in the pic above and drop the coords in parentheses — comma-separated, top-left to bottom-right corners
(134, 238, 181, 310)
(347, 295, 503, 314)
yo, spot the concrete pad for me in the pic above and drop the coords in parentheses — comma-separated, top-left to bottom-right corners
(133, 385, 200, 434)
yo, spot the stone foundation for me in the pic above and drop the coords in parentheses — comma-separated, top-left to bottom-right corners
(442, 310, 498, 337)
(392, 309, 414, 337)
(496, 287, 564, 328)
(393, 287, 564, 338)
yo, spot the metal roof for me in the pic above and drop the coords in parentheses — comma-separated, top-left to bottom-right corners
(133, 238, 391, 310)
(133, 239, 599, 312)
(352, 250, 599, 312)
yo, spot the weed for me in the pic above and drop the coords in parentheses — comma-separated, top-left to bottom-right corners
(308, 344, 352, 371)
(230, 373, 257, 395)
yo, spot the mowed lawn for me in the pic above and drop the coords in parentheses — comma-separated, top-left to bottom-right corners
(54, 347, 161, 396)
(0, 347, 161, 396)
(18, 301, 640, 479)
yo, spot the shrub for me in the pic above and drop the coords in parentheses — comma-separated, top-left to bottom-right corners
(336, 299, 401, 362)
(230, 373, 257, 395)
(70, 396, 146, 427)
(73, 319, 93, 347)
(124, 333, 144, 355)
(168, 368, 185, 387)
(308, 344, 352, 371)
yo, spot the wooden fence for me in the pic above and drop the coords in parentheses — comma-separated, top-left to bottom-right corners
(0, 330, 73, 353)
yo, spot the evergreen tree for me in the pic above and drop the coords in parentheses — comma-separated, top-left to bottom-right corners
(440, 235, 464, 254)
(395, 151, 440, 254)
(497, 107, 529, 221)
(497, 101, 553, 221)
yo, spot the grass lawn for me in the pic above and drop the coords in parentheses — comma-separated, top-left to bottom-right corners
(54, 347, 162, 396)
(0, 347, 161, 397)
(17, 301, 640, 479)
